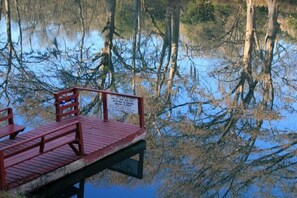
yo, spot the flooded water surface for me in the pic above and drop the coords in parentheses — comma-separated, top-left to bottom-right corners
(1, 0, 297, 197)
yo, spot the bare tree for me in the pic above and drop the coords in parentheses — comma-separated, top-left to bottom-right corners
(77, 0, 86, 76)
(155, 1, 172, 96)
(0, 0, 2, 20)
(132, 0, 141, 94)
(165, 0, 180, 102)
(0, 0, 13, 101)
(92, 0, 117, 89)
(262, 0, 278, 108)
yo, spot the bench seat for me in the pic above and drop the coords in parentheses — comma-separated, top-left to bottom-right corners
(0, 124, 26, 139)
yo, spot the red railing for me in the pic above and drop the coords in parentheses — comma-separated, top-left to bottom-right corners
(54, 87, 145, 129)
(0, 121, 84, 190)
(54, 88, 80, 122)
(75, 87, 145, 128)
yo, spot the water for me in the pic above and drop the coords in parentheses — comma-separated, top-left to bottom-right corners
(1, 0, 297, 197)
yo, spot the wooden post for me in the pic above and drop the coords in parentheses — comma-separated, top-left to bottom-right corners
(137, 150, 144, 179)
(73, 88, 80, 116)
(138, 97, 145, 128)
(78, 179, 85, 198)
(102, 92, 108, 121)
(54, 93, 61, 122)
(39, 137, 45, 153)
(0, 151, 6, 190)
(7, 107, 14, 125)
(76, 122, 84, 155)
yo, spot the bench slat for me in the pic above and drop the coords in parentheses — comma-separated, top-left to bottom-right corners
(55, 93, 79, 103)
(0, 114, 13, 122)
(57, 110, 80, 118)
(58, 102, 79, 111)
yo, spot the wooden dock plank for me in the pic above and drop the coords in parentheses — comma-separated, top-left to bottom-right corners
(5, 147, 82, 188)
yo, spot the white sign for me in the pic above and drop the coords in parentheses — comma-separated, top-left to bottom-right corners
(107, 94, 139, 114)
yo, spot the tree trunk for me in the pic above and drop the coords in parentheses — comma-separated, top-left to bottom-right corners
(78, 0, 85, 76)
(262, 0, 278, 108)
(4, 0, 12, 74)
(156, 2, 172, 96)
(132, 0, 140, 94)
(264, 0, 278, 71)
(166, 0, 180, 102)
(100, 0, 116, 88)
(0, 0, 3, 20)
(242, 0, 255, 82)
(231, 0, 256, 103)
(221, 0, 257, 136)
(240, 0, 258, 105)
(0, 0, 12, 99)
(15, 0, 22, 67)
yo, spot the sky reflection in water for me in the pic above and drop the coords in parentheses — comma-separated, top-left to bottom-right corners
(1, 0, 297, 197)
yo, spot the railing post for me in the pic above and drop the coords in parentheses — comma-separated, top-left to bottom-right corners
(54, 93, 61, 122)
(7, 107, 14, 125)
(73, 88, 80, 116)
(102, 92, 108, 122)
(40, 137, 45, 153)
(0, 151, 6, 190)
(138, 97, 145, 128)
(76, 122, 84, 155)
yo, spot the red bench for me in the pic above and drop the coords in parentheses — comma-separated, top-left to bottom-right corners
(0, 120, 84, 189)
(0, 108, 25, 139)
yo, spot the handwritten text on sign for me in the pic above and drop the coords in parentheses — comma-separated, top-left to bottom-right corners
(107, 94, 139, 114)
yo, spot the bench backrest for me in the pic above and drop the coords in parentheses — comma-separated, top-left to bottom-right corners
(54, 88, 80, 122)
(0, 108, 14, 125)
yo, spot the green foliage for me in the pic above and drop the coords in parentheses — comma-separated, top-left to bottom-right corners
(287, 14, 297, 30)
(147, 0, 167, 21)
(257, 5, 268, 14)
(0, 191, 26, 198)
(116, 0, 167, 36)
(181, 0, 215, 24)
(214, 4, 232, 17)
(285, 15, 297, 39)
(116, 4, 134, 36)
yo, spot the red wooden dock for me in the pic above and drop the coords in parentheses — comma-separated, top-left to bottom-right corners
(0, 87, 146, 193)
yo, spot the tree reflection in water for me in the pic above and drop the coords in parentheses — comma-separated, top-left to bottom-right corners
(0, 0, 297, 197)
